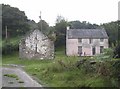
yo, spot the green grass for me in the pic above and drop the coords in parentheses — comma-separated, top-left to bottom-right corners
(4, 74, 19, 80)
(2, 50, 120, 87)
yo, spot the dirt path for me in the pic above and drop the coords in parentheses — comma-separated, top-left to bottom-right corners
(2, 67, 43, 87)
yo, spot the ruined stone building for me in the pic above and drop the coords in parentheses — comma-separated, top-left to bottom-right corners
(66, 27, 109, 56)
(19, 29, 54, 59)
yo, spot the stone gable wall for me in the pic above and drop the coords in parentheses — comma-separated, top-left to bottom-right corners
(19, 29, 54, 59)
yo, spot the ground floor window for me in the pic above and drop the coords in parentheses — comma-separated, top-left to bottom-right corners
(100, 46, 104, 53)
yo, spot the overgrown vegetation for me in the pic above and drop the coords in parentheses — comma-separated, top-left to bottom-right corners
(113, 44, 120, 58)
(2, 37, 20, 55)
(2, 49, 120, 87)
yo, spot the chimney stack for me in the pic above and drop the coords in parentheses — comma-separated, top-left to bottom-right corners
(67, 26, 70, 30)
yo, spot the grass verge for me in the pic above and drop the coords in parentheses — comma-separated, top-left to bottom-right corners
(2, 50, 120, 87)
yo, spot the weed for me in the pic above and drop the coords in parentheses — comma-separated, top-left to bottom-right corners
(18, 81, 24, 83)
(2, 50, 120, 87)
(4, 74, 19, 79)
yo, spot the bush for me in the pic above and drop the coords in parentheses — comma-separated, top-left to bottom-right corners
(113, 45, 120, 58)
(103, 48, 114, 57)
(2, 41, 19, 55)
(112, 60, 120, 79)
(2, 42, 13, 55)
(93, 48, 113, 61)
(13, 44, 19, 51)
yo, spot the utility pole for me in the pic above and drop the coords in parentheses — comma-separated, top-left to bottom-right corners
(39, 11, 42, 32)
(35, 32, 38, 54)
(5, 26, 8, 40)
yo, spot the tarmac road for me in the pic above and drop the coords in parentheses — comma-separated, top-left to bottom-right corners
(1, 67, 42, 87)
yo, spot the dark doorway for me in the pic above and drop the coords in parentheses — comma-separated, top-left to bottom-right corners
(78, 46, 82, 56)
(92, 46, 96, 55)
(100, 46, 104, 53)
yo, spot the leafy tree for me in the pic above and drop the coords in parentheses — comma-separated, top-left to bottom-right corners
(37, 20, 56, 41)
(56, 15, 65, 23)
(69, 20, 100, 29)
(113, 44, 120, 58)
(2, 4, 30, 38)
(28, 20, 38, 30)
(2, 4, 31, 55)
(101, 21, 118, 46)
(55, 16, 68, 47)
(47, 26, 56, 41)
(37, 20, 49, 35)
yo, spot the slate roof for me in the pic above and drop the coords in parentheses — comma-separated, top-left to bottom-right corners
(67, 29, 108, 39)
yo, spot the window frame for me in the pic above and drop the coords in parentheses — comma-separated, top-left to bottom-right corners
(89, 39, 93, 44)
(100, 46, 104, 53)
(78, 38, 82, 43)
(92, 46, 96, 55)
(78, 46, 82, 56)
(100, 38, 104, 42)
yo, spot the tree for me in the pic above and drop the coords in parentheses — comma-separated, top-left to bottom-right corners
(2, 4, 30, 38)
(28, 20, 38, 30)
(55, 16, 68, 47)
(113, 44, 120, 58)
(37, 20, 49, 35)
(47, 26, 56, 42)
(56, 15, 65, 23)
(69, 20, 100, 29)
(37, 20, 56, 41)
(101, 21, 118, 46)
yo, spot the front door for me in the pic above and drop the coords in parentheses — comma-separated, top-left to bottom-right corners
(78, 46, 82, 56)
(92, 46, 96, 55)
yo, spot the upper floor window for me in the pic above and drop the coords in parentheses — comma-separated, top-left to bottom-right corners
(89, 39, 93, 44)
(100, 38, 104, 42)
(78, 39, 82, 43)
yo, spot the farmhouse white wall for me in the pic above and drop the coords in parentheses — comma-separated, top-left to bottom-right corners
(66, 34, 108, 56)
(66, 38, 78, 56)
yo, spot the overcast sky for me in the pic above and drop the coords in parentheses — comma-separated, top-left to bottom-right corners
(1, 0, 119, 26)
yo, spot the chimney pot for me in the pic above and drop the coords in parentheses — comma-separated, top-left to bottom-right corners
(67, 26, 70, 30)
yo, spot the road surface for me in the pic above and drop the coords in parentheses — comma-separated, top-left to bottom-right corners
(1, 67, 43, 87)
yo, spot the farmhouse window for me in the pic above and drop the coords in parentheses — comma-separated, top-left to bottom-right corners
(89, 39, 93, 44)
(100, 38, 104, 42)
(78, 39, 82, 43)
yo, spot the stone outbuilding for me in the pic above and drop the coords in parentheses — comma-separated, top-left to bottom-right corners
(19, 29, 54, 59)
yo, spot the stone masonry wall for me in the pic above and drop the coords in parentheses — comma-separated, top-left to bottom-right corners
(19, 29, 54, 59)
